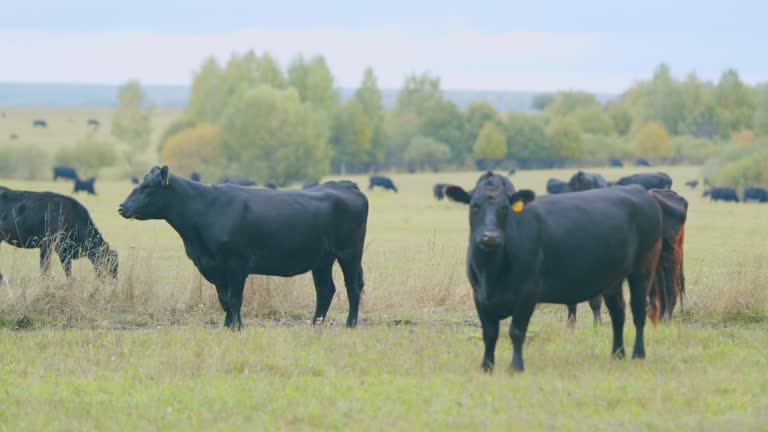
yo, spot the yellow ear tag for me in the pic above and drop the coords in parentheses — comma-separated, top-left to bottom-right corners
(166, 177, 170, 186)
(511, 200, 524, 212)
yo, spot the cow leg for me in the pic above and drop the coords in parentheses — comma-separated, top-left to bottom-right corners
(213, 282, 232, 328)
(338, 256, 364, 328)
(227, 273, 247, 330)
(588, 295, 602, 326)
(39, 245, 52, 275)
(627, 273, 649, 359)
(509, 301, 535, 373)
(59, 253, 72, 279)
(479, 314, 499, 372)
(566, 304, 577, 328)
(603, 292, 626, 358)
(310, 261, 336, 325)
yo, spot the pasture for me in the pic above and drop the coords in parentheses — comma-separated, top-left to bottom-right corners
(1, 166, 767, 430)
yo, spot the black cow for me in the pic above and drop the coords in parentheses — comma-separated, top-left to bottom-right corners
(190, 172, 201, 182)
(704, 187, 739, 202)
(568, 171, 608, 192)
(0, 187, 118, 278)
(617, 172, 672, 190)
(743, 187, 768, 203)
(445, 174, 662, 372)
(74, 177, 96, 195)
(217, 177, 256, 187)
(302, 180, 319, 189)
(546, 178, 571, 194)
(648, 189, 688, 323)
(131, 177, 140, 185)
(635, 159, 651, 166)
(118, 166, 369, 329)
(433, 183, 448, 200)
(369, 176, 397, 192)
(87, 119, 100, 128)
(610, 159, 624, 167)
(265, 182, 278, 190)
(9, 133, 17, 140)
(685, 180, 699, 189)
(507, 168, 517, 175)
(53, 166, 79, 181)
(566, 171, 610, 327)
(33, 120, 47, 128)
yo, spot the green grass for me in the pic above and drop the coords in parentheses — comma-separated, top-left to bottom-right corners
(1, 160, 768, 429)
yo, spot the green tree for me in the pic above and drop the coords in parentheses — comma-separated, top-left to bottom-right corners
(395, 73, 444, 117)
(352, 67, 386, 165)
(568, 105, 614, 135)
(715, 69, 755, 137)
(633, 122, 672, 159)
(548, 118, 584, 161)
(161, 123, 221, 176)
(463, 101, 499, 151)
(219, 86, 329, 185)
(531, 93, 556, 111)
(546, 91, 600, 117)
(632, 64, 686, 134)
(473, 121, 507, 162)
(405, 136, 451, 171)
(754, 84, 768, 136)
(111, 80, 153, 151)
(187, 57, 228, 123)
(505, 113, 551, 161)
(287, 55, 339, 115)
(55, 135, 117, 177)
(421, 100, 465, 161)
(606, 102, 633, 136)
(330, 101, 374, 173)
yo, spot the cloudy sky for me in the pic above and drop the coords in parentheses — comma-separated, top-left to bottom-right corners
(1, 0, 764, 92)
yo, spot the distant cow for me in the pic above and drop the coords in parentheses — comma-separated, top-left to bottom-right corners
(131, 176, 140, 185)
(617, 172, 672, 190)
(265, 182, 278, 190)
(189, 172, 201, 182)
(610, 159, 623, 167)
(119, 166, 369, 329)
(0, 187, 118, 278)
(302, 180, 319, 189)
(33, 119, 48, 128)
(369, 175, 398, 192)
(53, 166, 79, 181)
(9, 133, 17, 140)
(648, 189, 688, 323)
(433, 183, 448, 200)
(635, 159, 651, 166)
(744, 187, 768, 202)
(704, 187, 739, 202)
(217, 177, 256, 187)
(546, 178, 571, 194)
(685, 180, 699, 189)
(568, 171, 608, 193)
(566, 170, 610, 327)
(445, 173, 662, 372)
(87, 119, 100, 128)
(508, 168, 517, 175)
(73, 177, 96, 195)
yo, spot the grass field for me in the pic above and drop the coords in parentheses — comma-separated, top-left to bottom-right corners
(1, 160, 768, 427)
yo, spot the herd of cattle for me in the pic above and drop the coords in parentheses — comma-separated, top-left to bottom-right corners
(0, 164, 763, 372)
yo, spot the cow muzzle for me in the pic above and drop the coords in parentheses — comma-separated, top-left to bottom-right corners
(479, 230, 502, 248)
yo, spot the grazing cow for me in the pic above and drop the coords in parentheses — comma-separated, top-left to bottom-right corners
(568, 171, 608, 192)
(648, 189, 688, 323)
(189, 172, 201, 182)
(266, 182, 278, 190)
(433, 183, 448, 200)
(546, 178, 571, 194)
(9, 133, 18, 140)
(87, 119, 100, 128)
(685, 180, 699, 189)
(73, 177, 96, 195)
(445, 173, 662, 372)
(610, 159, 624, 167)
(617, 172, 673, 190)
(302, 180, 319, 189)
(33, 120, 48, 128)
(508, 168, 517, 175)
(217, 177, 256, 187)
(131, 176, 140, 185)
(704, 187, 739, 202)
(0, 187, 118, 278)
(743, 187, 768, 203)
(566, 170, 610, 327)
(369, 175, 398, 192)
(53, 166, 79, 181)
(118, 166, 369, 329)
(635, 159, 651, 166)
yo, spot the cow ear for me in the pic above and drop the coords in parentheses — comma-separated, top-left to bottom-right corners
(444, 185, 471, 204)
(160, 166, 170, 186)
(509, 189, 535, 212)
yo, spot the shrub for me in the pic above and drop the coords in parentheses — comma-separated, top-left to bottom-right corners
(54, 135, 116, 177)
(405, 136, 450, 172)
(161, 123, 221, 177)
(0, 145, 50, 180)
(633, 122, 672, 159)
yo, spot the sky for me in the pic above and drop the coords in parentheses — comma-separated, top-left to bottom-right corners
(0, 0, 765, 92)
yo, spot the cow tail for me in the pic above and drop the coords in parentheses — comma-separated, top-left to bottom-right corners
(646, 238, 663, 326)
(676, 227, 686, 313)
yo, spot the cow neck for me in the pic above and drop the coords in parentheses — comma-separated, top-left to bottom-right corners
(161, 176, 211, 236)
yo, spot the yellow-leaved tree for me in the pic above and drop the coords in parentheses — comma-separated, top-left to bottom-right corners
(161, 123, 220, 177)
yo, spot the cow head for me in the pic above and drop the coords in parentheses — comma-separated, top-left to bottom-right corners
(568, 171, 592, 192)
(445, 172, 535, 250)
(118, 166, 171, 220)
